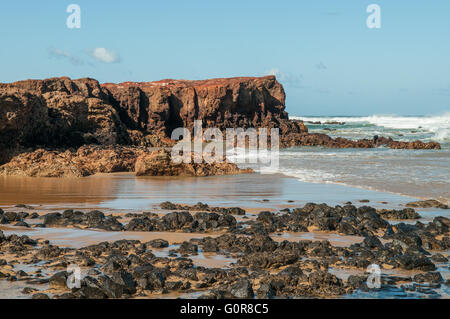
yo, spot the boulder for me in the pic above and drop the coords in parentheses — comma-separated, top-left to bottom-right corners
(406, 200, 448, 209)
(49, 271, 68, 289)
(229, 279, 254, 299)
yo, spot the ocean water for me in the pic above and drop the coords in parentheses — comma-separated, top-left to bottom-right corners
(251, 114, 450, 204)
(291, 113, 450, 145)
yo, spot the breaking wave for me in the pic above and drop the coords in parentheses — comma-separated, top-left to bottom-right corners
(291, 113, 450, 143)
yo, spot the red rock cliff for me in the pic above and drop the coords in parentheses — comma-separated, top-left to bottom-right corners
(0, 76, 440, 165)
(101, 76, 305, 137)
(0, 76, 306, 155)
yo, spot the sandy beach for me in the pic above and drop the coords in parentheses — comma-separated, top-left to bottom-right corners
(1, 172, 449, 299)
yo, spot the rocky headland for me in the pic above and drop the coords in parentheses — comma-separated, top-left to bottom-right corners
(0, 76, 441, 177)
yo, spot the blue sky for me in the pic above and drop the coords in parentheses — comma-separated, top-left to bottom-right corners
(0, 1, 449, 116)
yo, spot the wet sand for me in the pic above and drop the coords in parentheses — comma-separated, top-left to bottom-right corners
(1, 173, 449, 299)
(0, 173, 418, 211)
(1, 218, 449, 299)
(0, 225, 224, 249)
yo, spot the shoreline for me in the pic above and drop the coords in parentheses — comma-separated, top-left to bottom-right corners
(0, 172, 430, 211)
(1, 170, 448, 211)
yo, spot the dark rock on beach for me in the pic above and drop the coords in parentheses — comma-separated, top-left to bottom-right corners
(406, 200, 449, 209)
(378, 208, 421, 220)
(125, 210, 236, 233)
(1, 199, 448, 300)
(160, 201, 246, 216)
(49, 271, 68, 289)
(146, 239, 169, 248)
(43, 210, 124, 231)
(32, 293, 50, 299)
(229, 279, 254, 299)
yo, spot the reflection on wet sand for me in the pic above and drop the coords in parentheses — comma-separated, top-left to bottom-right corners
(0, 173, 286, 209)
(0, 174, 120, 206)
(0, 173, 417, 211)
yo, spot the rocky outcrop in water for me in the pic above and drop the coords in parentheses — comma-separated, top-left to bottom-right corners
(280, 133, 441, 149)
(406, 200, 449, 209)
(0, 76, 441, 168)
(0, 76, 305, 161)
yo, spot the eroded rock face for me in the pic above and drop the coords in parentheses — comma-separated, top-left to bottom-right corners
(0, 75, 441, 168)
(102, 76, 306, 137)
(0, 146, 252, 178)
(0, 146, 143, 177)
(135, 149, 252, 177)
(0, 77, 130, 152)
(0, 76, 304, 158)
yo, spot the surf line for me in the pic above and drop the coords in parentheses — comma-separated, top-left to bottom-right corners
(180, 303, 214, 317)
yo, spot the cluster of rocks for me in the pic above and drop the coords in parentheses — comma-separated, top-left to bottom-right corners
(0, 209, 38, 227)
(0, 147, 252, 178)
(190, 232, 446, 273)
(306, 121, 346, 125)
(5, 202, 449, 250)
(42, 210, 124, 231)
(248, 204, 390, 236)
(241, 203, 449, 250)
(1, 218, 449, 299)
(406, 199, 449, 210)
(0, 76, 302, 164)
(1, 200, 449, 299)
(0, 230, 37, 248)
(240, 203, 449, 247)
(0, 233, 356, 299)
(378, 208, 421, 220)
(279, 133, 440, 149)
(0, 146, 139, 178)
(125, 211, 237, 233)
(160, 201, 246, 215)
(38, 209, 237, 233)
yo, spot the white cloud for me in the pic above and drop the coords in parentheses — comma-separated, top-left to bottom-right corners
(47, 47, 83, 66)
(88, 47, 120, 63)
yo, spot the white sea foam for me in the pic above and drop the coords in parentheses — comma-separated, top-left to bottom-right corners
(258, 167, 338, 184)
(291, 113, 450, 129)
(291, 113, 450, 142)
(228, 136, 449, 202)
(433, 128, 449, 141)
